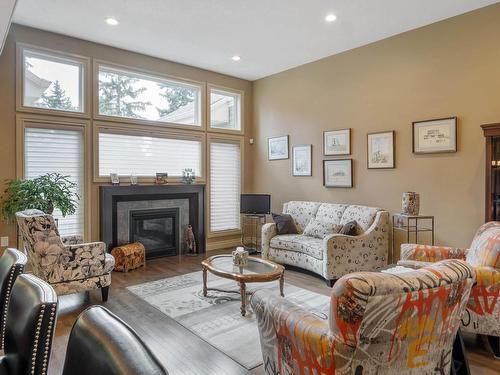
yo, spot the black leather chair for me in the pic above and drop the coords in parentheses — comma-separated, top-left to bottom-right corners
(62, 306, 168, 375)
(0, 273, 58, 375)
(0, 249, 27, 350)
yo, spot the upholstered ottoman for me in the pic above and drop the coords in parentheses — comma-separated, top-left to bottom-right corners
(111, 242, 146, 272)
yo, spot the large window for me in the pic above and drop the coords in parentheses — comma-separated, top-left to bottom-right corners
(24, 126, 85, 237)
(98, 130, 202, 178)
(210, 88, 241, 131)
(21, 48, 85, 113)
(210, 140, 241, 232)
(98, 65, 202, 126)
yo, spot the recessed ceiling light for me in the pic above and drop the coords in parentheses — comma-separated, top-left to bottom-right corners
(325, 14, 337, 22)
(232, 55, 241, 61)
(105, 17, 119, 26)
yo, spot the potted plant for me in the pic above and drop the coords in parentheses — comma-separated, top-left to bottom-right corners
(1, 173, 80, 222)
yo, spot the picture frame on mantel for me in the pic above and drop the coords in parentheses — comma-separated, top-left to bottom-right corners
(323, 159, 353, 188)
(412, 117, 457, 154)
(324, 128, 351, 156)
(292, 144, 312, 176)
(268, 135, 289, 160)
(367, 131, 395, 169)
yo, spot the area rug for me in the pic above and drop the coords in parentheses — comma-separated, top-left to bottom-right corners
(127, 271, 330, 370)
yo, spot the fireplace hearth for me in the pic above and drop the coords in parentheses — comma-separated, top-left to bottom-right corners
(129, 208, 180, 258)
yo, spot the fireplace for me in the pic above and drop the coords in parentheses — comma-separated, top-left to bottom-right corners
(129, 208, 180, 258)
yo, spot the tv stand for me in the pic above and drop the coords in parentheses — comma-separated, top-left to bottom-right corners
(241, 214, 266, 254)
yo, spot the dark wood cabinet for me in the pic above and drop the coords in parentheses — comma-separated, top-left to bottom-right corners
(481, 122, 500, 222)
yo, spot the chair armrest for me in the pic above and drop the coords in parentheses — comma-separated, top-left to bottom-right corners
(396, 259, 434, 269)
(61, 235, 84, 245)
(400, 244, 468, 262)
(62, 242, 107, 272)
(474, 266, 500, 288)
(261, 222, 277, 258)
(251, 290, 348, 372)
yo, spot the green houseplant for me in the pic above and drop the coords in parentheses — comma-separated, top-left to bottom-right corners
(1, 173, 80, 222)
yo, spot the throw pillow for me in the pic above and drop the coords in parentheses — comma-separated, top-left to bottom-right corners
(339, 220, 357, 236)
(272, 213, 298, 235)
(303, 219, 342, 239)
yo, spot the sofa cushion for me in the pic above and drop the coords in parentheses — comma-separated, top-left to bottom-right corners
(272, 213, 298, 235)
(340, 205, 380, 234)
(270, 234, 323, 260)
(303, 219, 342, 239)
(283, 201, 322, 233)
(314, 203, 348, 224)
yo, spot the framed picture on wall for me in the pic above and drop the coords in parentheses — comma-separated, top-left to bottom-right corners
(268, 135, 289, 160)
(367, 131, 395, 169)
(412, 117, 457, 154)
(324, 129, 350, 155)
(292, 145, 312, 176)
(323, 159, 353, 188)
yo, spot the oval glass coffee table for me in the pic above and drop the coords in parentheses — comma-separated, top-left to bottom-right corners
(201, 255, 285, 316)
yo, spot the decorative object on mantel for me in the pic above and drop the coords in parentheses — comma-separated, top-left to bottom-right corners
(111, 242, 146, 272)
(401, 191, 420, 216)
(268, 135, 289, 160)
(412, 117, 457, 154)
(181, 168, 195, 184)
(130, 174, 138, 185)
(232, 247, 249, 267)
(292, 144, 312, 176)
(323, 128, 350, 156)
(110, 173, 119, 185)
(184, 224, 197, 256)
(392, 214, 434, 263)
(367, 131, 395, 169)
(155, 173, 168, 184)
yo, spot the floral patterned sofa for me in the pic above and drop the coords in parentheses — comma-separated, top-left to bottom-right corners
(251, 259, 475, 375)
(398, 221, 500, 358)
(16, 209, 115, 301)
(262, 201, 389, 285)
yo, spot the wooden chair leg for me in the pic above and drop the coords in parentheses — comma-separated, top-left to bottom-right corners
(101, 286, 109, 302)
(451, 330, 471, 375)
(325, 279, 337, 287)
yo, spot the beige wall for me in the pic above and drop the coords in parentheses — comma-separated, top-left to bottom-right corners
(0, 24, 253, 249)
(251, 4, 500, 252)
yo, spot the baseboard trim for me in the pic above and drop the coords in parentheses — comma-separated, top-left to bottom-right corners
(206, 237, 242, 252)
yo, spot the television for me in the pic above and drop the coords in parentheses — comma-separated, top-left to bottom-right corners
(240, 194, 271, 215)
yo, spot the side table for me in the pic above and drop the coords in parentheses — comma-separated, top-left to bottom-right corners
(392, 214, 434, 263)
(241, 214, 266, 254)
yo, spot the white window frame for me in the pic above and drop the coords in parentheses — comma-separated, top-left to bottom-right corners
(93, 121, 207, 184)
(207, 133, 244, 237)
(16, 113, 91, 241)
(208, 84, 244, 135)
(94, 60, 206, 131)
(16, 43, 91, 118)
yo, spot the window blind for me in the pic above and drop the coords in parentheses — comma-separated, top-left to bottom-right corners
(210, 142, 241, 232)
(24, 127, 84, 237)
(98, 132, 202, 177)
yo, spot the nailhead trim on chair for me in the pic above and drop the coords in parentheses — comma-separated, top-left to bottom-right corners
(41, 306, 56, 375)
(31, 304, 45, 375)
(1, 263, 24, 349)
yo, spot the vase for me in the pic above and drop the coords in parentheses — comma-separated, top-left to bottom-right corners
(402, 192, 420, 216)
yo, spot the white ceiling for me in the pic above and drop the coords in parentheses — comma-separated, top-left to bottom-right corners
(12, 0, 500, 81)
(0, 0, 17, 55)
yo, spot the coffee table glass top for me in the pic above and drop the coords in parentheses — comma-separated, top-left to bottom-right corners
(203, 255, 282, 278)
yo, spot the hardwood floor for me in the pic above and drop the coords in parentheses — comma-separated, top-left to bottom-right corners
(48, 251, 500, 375)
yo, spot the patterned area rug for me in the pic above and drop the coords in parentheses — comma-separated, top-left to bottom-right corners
(127, 271, 330, 370)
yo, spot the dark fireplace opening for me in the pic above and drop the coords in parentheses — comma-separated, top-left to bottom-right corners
(129, 208, 180, 258)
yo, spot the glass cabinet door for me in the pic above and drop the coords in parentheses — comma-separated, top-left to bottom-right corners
(492, 137, 500, 220)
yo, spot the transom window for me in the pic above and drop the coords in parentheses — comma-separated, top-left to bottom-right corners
(210, 88, 241, 131)
(22, 48, 85, 113)
(98, 131, 202, 178)
(98, 65, 202, 126)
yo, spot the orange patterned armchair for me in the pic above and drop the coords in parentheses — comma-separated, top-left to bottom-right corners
(399, 221, 500, 358)
(252, 259, 474, 374)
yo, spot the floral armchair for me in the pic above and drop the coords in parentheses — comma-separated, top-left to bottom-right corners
(398, 221, 500, 358)
(251, 259, 474, 374)
(15, 210, 114, 301)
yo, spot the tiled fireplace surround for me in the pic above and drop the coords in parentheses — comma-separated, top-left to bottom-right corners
(100, 185, 205, 257)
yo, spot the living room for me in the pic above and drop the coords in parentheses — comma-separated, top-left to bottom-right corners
(0, 1, 499, 374)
